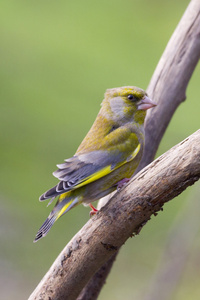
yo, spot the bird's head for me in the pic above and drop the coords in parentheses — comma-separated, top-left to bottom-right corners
(103, 86, 156, 124)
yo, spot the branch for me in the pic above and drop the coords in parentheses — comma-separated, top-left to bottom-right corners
(77, 252, 118, 300)
(139, 0, 200, 170)
(29, 1, 200, 299)
(80, 0, 200, 297)
(29, 130, 200, 300)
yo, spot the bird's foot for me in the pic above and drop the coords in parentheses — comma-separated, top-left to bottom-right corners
(116, 178, 130, 191)
(89, 203, 98, 217)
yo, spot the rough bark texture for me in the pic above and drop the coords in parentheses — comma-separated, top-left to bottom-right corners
(29, 0, 200, 299)
(29, 130, 200, 300)
(138, 0, 200, 170)
(79, 0, 200, 298)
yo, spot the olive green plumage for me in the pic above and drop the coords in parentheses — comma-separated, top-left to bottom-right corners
(34, 86, 156, 242)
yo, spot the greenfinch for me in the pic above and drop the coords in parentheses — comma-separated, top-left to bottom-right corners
(34, 86, 156, 242)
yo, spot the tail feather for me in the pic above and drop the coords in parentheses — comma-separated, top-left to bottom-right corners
(34, 214, 57, 242)
(34, 194, 81, 242)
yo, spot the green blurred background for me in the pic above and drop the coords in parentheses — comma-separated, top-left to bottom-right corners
(0, 0, 199, 299)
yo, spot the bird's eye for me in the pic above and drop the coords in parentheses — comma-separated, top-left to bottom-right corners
(127, 94, 136, 101)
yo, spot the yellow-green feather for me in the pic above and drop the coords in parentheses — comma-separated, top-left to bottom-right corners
(68, 143, 140, 191)
(34, 86, 151, 242)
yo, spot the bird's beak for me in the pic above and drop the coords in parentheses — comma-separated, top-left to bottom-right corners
(137, 96, 157, 111)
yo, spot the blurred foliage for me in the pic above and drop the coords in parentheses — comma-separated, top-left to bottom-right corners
(0, 0, 199, 299)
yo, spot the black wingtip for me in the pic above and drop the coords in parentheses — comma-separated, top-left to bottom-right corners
(39, 185, 58, 201)
(39, 194, 45, 201)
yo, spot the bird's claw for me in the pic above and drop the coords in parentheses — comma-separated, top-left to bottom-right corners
(89, 203, 98, 217)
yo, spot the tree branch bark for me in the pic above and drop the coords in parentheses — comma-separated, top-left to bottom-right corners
(29, 0, 200, 299)
(138, 0, 200, 171)
(29, 130, 200, 300)
(79, 0, 200, 298)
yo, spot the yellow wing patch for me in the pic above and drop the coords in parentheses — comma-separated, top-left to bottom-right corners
(56, 199, 74, 219)
(73, 143, 140, 190)
(56, 195, 81, 218)
(59, 144, 141, 202)
(56, 200, 73, 219)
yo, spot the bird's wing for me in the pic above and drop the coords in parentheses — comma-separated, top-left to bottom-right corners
(40, 130, 141, 201)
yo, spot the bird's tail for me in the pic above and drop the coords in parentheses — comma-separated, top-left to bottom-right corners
(34, 193, 81, 242)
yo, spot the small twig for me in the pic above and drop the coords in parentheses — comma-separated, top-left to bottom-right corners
(77, 253, 118, 300)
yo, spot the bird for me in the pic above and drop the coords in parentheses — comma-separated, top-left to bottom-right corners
(34, 86, 156, 242)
